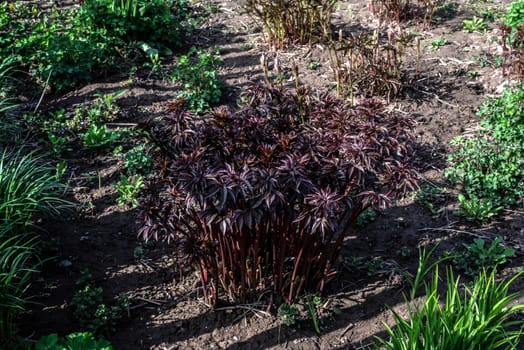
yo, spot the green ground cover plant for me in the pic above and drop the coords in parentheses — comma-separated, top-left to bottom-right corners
(0, 0, 193, 91)
(140, 82, 417, 304)
(243, 0, 337, 49)
(450, 237, 515, 277)
(70, 280, 128, 335)
(446, 85, 524, 221)
(463, 16, 487, 33)
(113, 174, 144, 208)
(171, 47, 223, 113)
(34, 332, 112, 350)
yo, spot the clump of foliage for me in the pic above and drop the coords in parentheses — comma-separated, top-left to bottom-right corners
(368, 0, 440, 27)
(374, 249, 524, 350)
(0, 149, 68, 343)
(34, 332, 112, 350)
(500, 1, 524, 81)
(462, 16, 487, 33)
(445, 86, 524, 221)
(243, 0, 337, 49)
(0, 57, 22, 145)
(23, 92, 126, 155)
(140, 82, 417, 304)
(123, 144, 153, 176)
(113, 174, 144, 208)
(328, 30, 419, 103)
(0, 148, 68, 225)
(78, 0, 192, 49)
(0, 0, 193, 91)
(70, 280, 128, 335)
(171, 47, 223, 114)
(0, 226, 39, 343)
(81, 124, 121, 151)
(450, 237, 515, 277)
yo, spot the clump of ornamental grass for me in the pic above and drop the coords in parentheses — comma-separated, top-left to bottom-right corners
(243, 0, 337, 49)
(140, 82, 417, 305)
(374, 248, 524, 350)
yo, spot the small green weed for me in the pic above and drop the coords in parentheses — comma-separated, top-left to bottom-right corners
(413, 184, 445, 216)
(113, 174, 144, 207)
(70, 282, 128, 335)
(463, 16, 487, 33)
(356, 208, 377, 227)
(82, 125, 120, 151)
(171, 47, 223, 113)
(428, 36, 447, 51)
(278, 303, 300, 326)
(456, 193, 502, 222)
(307, 61, 322, 70)
(35, 332, 112, 350)
(396, 246, 412, 258)
(452, 237, 515, 277)
(123, 145, 152, 176)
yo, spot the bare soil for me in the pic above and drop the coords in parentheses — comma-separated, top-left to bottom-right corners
(18, 0, 524, 349)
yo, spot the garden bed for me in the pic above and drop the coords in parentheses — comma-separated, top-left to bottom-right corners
(7, 0, 524, 348)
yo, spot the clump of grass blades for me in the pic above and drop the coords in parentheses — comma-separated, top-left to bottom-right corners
(140, 82, 417, 305)
(0, 148, 69, 227)
(0, 57, 22, 145)
(0, 149, 69, 343)
(244, 0, 337, 49)
(374, 251, 524, 350)
(0, 223, 40, 343)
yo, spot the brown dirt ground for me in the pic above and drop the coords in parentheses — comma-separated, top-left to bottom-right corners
(17, 0, 524, 349)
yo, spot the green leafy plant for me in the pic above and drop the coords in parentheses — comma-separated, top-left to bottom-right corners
(356, 208, 377, 227)
(463, 16, 487, 33)
(428, 36, 447, 51)
(123, 145, 152, 176)
(0, 0, 192, 91)
(452, 237, 516, 277)
(34, 332, 112, 350)
(171, 47, 223, 113)
(446, 86, 524, 219)
(413, 184, 445, 215)
(82, 125, 120, 151)
(70, 283, 128, 335)
(456, 193, 501, 222)
(278, 303, 300, 326)
(373, 264, 524, 350)
(113, 174, 144, 207)
(243, 0, 337, 49)
(505, 0, 524, 29)
(140, 82, 417, 304)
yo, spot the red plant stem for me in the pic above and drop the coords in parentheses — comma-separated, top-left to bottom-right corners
(288, 244, 304, 302)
